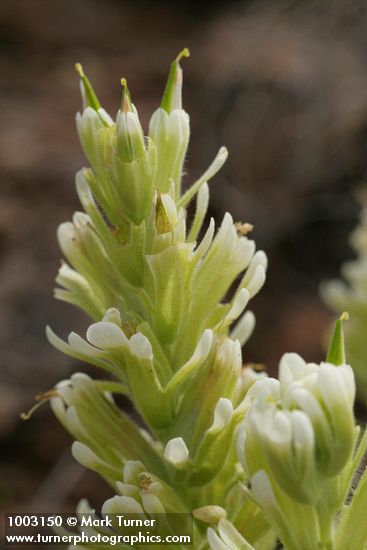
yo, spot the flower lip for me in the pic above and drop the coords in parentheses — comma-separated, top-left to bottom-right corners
(86, 321, 129, 349)
(164, 437, 189, 469)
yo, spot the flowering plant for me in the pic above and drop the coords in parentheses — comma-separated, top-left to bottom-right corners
(34, 51, 367, 549)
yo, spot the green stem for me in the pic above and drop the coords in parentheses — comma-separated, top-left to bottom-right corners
(317, 500, 336, 550)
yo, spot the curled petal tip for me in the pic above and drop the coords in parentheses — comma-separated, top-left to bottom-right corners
(176, 47, 190, 62)
(161, 48, 190, 113)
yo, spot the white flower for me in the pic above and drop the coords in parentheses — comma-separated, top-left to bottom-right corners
(238, 353, 356, 504)
(164, 437, 189, 469)
(230, 311, 256, 347)
(208, 519, 255, 550)
(102, 495, 144, 515)
(86, 321, 129, 349)
(193, 505, 227, 525)
(250, 470, 279, 511)
(208, 398, 234, 432)
(116, 101, 145, 162)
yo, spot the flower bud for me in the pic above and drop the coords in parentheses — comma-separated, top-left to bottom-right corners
(102, 495, 144, 515)
(116, 79, 145, 162)
(164, 437, 189, 469)
(149, 49, 190, 197)
(208, 519, 253, 550)
(193, 506, 227, 525)
(232, 364, 267, 406)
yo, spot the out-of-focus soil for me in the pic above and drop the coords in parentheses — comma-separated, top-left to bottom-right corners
(1, 0, 367, 514)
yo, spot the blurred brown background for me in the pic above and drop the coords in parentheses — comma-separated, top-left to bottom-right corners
(1, 0, 367, 517)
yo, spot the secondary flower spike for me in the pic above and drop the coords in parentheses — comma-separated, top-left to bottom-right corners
(322, 189, 367, 401)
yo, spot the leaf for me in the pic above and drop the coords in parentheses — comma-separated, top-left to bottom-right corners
(326, 312, 349, 366)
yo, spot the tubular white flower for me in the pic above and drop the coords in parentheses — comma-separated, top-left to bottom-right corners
(190, 329, 214, 363)
(57, 221, 79, 258)
(215, 338, 242, 378)
(116, 106, 145, 162)
(194, 218, 215, 260)
(238, 250, 267, 299)
(232, 365, 267, 407)
(236, 240, 258, 275)
(193, 505, 227, 525)
(76, 107, 104, 167)
(208, 519, 255, 550)
(207, 527, 232, 550)
(240, 250, 268, 284)
(218, 519, 255, 549)
(68, 332, 103, 356)
(72, 441, 102, 470)
(318, 362, 355, 411)
(237, 377, 280, 413)
(149, 107, 190, 147)
(149, 107, 190, 195)
(102, 307, 122, 325)
(290, 410, 315, 477)
(86, 321, 129, 349)
(102, 495, 144, 515)
(164, 437, 189, 469)
(56, 262, 86, 289)
(251, 470, 279, 511)
(141, 493, 165, 514)
(230, 311, 256, 346)
(246, 265, 266, 299)
(208, 398, 234, 432)
(225, 289, 250, 324)
(279, 353, 319, 391)
(129, 333, 153, 360)
(123, 460, 144, 484)
(188, 182, 210, 242)
(73, 211, 90, 229)
(242, 365, 267, 389)
(217, 212, 234, 244)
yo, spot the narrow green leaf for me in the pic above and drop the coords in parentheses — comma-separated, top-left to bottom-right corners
(326, 312, 348, 366)
(75, 62, 101, 111)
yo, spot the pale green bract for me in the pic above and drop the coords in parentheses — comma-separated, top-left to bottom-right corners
(42, 51, 367, 549)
